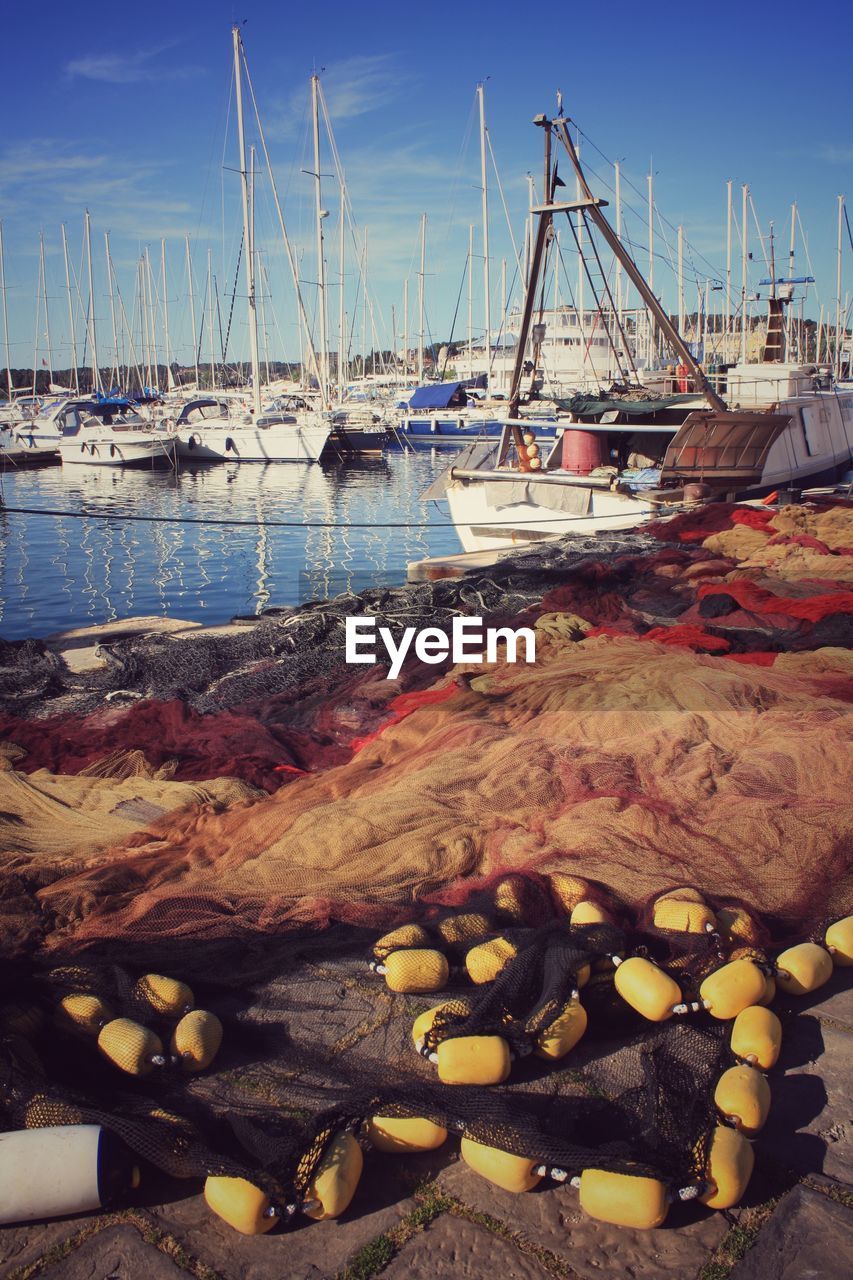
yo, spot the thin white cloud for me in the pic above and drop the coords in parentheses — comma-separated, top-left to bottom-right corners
(65, 44, 203, 84)
(268, 53, 413, 139)
(817, 144, 853, 166)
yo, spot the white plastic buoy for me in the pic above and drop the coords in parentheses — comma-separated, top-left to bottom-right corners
(0, 1125, 140, 1224)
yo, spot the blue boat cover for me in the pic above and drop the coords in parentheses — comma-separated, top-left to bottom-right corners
(408, 382, 466, 410)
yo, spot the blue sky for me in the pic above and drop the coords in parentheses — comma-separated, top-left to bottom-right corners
(2, 0, 850, 371)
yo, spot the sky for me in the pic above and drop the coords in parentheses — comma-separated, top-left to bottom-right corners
(1, 0, 851, 373)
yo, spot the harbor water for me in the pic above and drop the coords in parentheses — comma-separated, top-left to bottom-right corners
(0, 451, 460, 641)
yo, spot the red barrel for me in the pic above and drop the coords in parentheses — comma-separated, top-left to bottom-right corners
(561, 429, 605, 474)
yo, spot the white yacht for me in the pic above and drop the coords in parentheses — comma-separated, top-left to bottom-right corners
(58, 400, 176, 468)
(171, 396, 330, 462)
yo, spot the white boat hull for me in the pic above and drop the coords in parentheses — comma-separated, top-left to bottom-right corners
(175, 421, 329, 463)
(59, 435, 176, 468)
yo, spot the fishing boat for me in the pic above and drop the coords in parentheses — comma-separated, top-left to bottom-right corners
(57, 400, 176, 469)
(394, 380, 559, 448)
(432, 109, 853, 552)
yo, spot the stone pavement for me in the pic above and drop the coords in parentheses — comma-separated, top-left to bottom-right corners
(2, 973, 851, 1280)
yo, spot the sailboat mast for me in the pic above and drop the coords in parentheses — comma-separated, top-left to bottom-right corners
(403, 277, 408, 381)
(145, 247, 159, 387)
(310, 73, 329, 405)
(467, 223, 474, 374)
(84, 210, 101, 394)
(61, 224, 79, 395)
(104, 232, 119, 389)
(339, 180, 346, 388)
(161, 239, 172, 381)
(207, 248, 216, 390)
(40, 232, 54, 386)
(0, 223, 12, 403)
(418, 213, 426, 383)
(614, 160, 623, 325)
(233, 26, 262, 415)
(478, 83, 491, 386)
(677, 225, 684, 338)
(740, 184, 749, 363)
(725, 180, 733, 359)
(836, 194, 844, 379)
(185, 236, 200, 390)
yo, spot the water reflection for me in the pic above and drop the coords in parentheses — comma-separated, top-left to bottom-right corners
(0, 453, 458, 640)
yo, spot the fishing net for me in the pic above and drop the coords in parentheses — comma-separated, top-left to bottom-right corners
(1, 501, 851, 1231)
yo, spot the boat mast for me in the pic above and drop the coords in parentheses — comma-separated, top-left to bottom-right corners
(185, 236, 200, 390)
(40, 231, 54, 388)
(84, 209, 101, 395)
(677, 225, 684, 339)
(418, 213, 426, 382)
(740, 184, 749, 363)
(207, 248, 216, 390)
(403, 277, 409, 382)
(647, 170, 655, 363)
(310, 72, 329, 404)
(61, 224, 80, 395)
(614, 160, 623, 326)
(233, 26, 262, 416)
(145, 247, 159, 388)
(725, 180, 733, 360)
(836, 194, 844, 379)
(786, 202, 796, 356)
(161, 239, 172, 384)
(0, 222, 12, 403)
(338, 180, 346, 389)
(478, 82, 491, 386)
(467, 223, 474, 375)
(104, 232, 119, 388)
(553, 116, 726, 410)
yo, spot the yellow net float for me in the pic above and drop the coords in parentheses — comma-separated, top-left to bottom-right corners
(654, 886, 705, 904)
(700, 1124, 755, 1210)
(366, 1115, 448, 1154)
(204, 1176, 278, 1235)
(714, 1064, 771, 1135)
(775, 942, 834, 995)
(758, 973, 776, 1006)
(57, 994, 114, 1037)
(730, 1005, 782, 1070)
(546, 872, 591, 914)
(465, 936, 517, 984)
(436, 1035, 512, 1085)
(716, 905, 762, 946)
(825, 916, 853, 966)
(97, 1019, 165, 1077)
(578, 1169, 669, 1230)
(653, 898, 717, 934)
(698, 959, 768, 1020)
(411, 999, 472, 1053)
(570, 900, 612, 926)
(372, 923, 431, 960)
(613, 957, 682, 1022)
(303, 1130, 364, 1220)
(24, 1095, 85, 1128)
(133, 974, 194, 1018)
(460, 1137, 542, 1192)
(493, 875, 532, 921)
(170, 1010, 223, 1073)
(533, 998, 588, 1061)
(379, 949, 449, 993)
(436, 913, 491, 947)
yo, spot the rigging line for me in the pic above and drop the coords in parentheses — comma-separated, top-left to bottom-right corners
(439, 251, 470, 380)
(577, 145, 726, 286)
(580, 213, 641, 384)
(563, 215, 624, 383)
(485, 130, 523, 275)
(748, 196, 771, 274)
(0, 503, 673, 531)
(221, 230, 244, 365)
